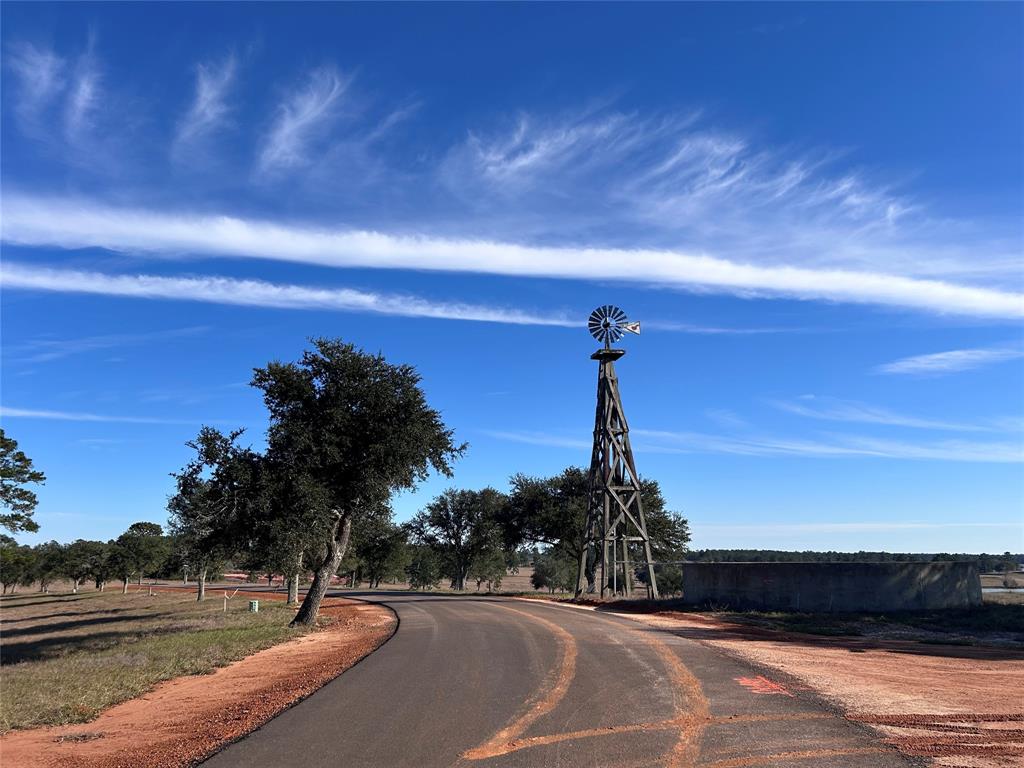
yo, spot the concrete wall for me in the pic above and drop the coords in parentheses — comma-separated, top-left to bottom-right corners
(676, 561, 981, 612)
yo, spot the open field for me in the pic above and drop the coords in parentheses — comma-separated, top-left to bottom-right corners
(981, 573, 1024, 589)
(709, 601, 1024, 647)
(0, 589, 396, 768)
(984, 590, 1024, 606)
(0, 588, 308, 732)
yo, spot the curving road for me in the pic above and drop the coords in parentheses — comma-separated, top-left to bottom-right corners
(202, 592, 917, 768)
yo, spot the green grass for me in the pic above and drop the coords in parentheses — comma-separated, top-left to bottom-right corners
(0, 589, 309, 732)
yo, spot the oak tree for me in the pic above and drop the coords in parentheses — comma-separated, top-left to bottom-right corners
(251, 339, 463, 626)
(408, 488, 505, 591)
(0, 428, 45, 534)
(169, 428, 253, 601)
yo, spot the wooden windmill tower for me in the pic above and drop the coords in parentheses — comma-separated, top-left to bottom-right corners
(576, 306, 660, 599)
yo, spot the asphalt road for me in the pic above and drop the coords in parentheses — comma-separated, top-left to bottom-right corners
(203, 591, 916, 768)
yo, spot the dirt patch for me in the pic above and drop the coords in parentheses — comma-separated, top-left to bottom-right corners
(0, 592, 396, 768)
(618, 609, 1024, 768)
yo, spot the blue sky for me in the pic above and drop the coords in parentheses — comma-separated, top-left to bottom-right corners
(2, 3, 1022, 553)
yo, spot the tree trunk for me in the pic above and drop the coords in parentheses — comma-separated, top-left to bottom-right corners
(138, 573, 143, 586)
(197, 567, 207, 602)
(122, 578, 129, 594)
(98, 581, 105, 592)
(72, 578, 80, 594)
(183, 566, 189, 585)
(287, 572, 300, 605)
(292, 515, 351, 627)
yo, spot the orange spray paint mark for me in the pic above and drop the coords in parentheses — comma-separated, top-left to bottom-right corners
(735, 676, 794, 696)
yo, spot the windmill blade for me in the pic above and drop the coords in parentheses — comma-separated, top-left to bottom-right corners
(587, 304, 636, 344)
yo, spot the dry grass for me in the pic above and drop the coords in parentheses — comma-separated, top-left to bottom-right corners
(0, 589, 308, 732)
(984, 589, 1024, 606)
(981, 572, 1024, 589)
(705, 597, 1024, 647)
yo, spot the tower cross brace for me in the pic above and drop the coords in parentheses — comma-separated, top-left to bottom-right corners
(576, 347, 659, 599)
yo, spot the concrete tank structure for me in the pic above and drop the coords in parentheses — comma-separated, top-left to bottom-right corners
(675, 561, 982, 612)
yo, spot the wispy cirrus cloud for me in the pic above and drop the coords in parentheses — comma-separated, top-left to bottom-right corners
(481, 431, 592, 451)
(3, 195, 1021, 319)
(0, 262, 577, 327)
(770, 395, 1014, 433)
(704, 409, 749, 430)
(6, 42, 66, 129)
(6, 327, 209, 364)
(64, 37, 100, 141)
(634, 428, 1024, 463)
(875, 346, 1024, 376)
(644, 320, 802, 335)
(258, 66, 351, 173)
(486, 427, 1024, 463)
(0, 406, 212, 425)
(174, 55, 236, 150)
(696, 521, 1019, 534)
(4, 36, 133, 174)
(441, 108, 1020, 286)
(443, 109, 688, 191)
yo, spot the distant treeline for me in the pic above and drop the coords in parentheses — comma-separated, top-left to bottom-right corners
(688, 550, 1022, 572)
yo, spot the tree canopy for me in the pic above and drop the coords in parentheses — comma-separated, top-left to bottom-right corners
(502, 466, 690, 563)
(168, 427, 256, 600)
(409, 488, 505, 591)
(0, 428, 45, 534)
(251, 338, 464, 625)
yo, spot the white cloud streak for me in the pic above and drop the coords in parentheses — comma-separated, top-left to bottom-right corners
(633, 428, 1024, 463)
(643, 320, 800, 334)
(3, 195, 1021, 319)
(0, 406, 206, 425)
(0, 262, 576, 328)
(876, 346, 1024, 376)
(6, 327, 209, 364)
(770, 396, 1011, 433)
(486, 427, 1024, 463)
(481, 431, 592, 450)
(695, 521, 1020, 534)
(258, 67, 350, 173)
(175, 56, 236, 148)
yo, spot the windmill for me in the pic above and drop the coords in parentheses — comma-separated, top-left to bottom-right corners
(576, 306, 659, 599)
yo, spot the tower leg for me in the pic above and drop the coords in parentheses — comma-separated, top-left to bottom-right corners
(599, 541, 607, 598)
(577, 348, 661, 602)
(622, 537, 631, 598)
(643, 536, 659, 599)
(576, 543, 588, 597)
